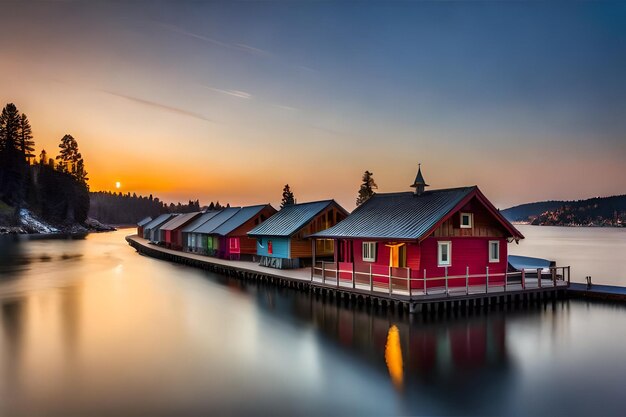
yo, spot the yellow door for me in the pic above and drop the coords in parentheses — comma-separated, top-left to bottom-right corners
(387, 243, 406, 268)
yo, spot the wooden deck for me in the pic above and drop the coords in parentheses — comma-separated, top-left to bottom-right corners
(568, 283, 626, 301)
(126, 234, 570, 313)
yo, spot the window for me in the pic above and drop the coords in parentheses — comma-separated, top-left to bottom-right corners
(460, 213, 473, 229)
(438, 241, 451, 267)
(362, 242, 376, 262)
(489, 240, 500, 263)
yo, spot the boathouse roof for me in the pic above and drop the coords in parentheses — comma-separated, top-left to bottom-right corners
(137, 216, 153, 227)
(248, 200, 342, 237)
(143, 213, 177, 231)
(312, 186, 523, 241)
(191, 207, 241, 234)
(181, 211, 220, 233)
(159, 212, 202, 231)
(210, 204, 275, 236)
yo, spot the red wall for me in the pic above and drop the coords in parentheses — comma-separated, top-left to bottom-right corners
(335, 237, 507, 289)
(419, 236, 508, 287)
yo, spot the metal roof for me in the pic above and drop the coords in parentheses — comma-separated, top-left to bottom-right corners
(143, 213, 177, 231)
(190, 207, 241, 234)
(248, 200, 341, 237)
(181, 211, 220, 233)
(210, 204, 274, 236)
(159, 212, 202, 231)
(137, 217, 152, 227)
(312, 187, 476, 240)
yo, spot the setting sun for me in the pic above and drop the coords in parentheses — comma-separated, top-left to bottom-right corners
(115, 181, 121, 189)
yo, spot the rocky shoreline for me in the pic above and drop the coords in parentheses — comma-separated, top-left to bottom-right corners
(0, 209, 115, 235)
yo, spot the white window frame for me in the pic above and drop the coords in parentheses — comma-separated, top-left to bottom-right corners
(460, 212, 473, 229)
(362, 242, 376, 262)
(489, 240, 500, 263)
(438, 241, 452, 267)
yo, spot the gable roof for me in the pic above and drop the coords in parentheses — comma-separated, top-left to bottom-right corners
(159, 212, 202, 231)
(248, 200, 346, 237)
(210, 204, 275, 236)
(181, 211, 220, 233)
(143, 213, 177, 231)
(137, 216, 152, 227)
(311, 186, 524, 241)
(191, 207, 241, 234)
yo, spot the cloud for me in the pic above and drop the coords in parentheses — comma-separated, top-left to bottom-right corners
(100, 90, 213, 123)
(204, 86, 252, 99)
(153, 21, 270, 57)
(234, 43, 272, 57)
(151, 21, 230, 48)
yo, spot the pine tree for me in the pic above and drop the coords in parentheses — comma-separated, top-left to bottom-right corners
(0, 103, 25, 206)
(56, 134, 79, 173)
(0, 103, 20, 153)
(56, 134, 88, 185)
(281, 184, 295, 208)
(356, 170, 377, 206)
(39, 149, 47, 165)
(18, 113, 35, 163)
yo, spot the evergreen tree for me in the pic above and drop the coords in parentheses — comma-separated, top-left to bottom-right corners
(0, 103, 20, 153)
(39, 149, 47, 165)
(356, 170, 377, 206)
(56, 134, 79, 173)
(56, 134, 88, 185)
(0, 103, 26, 207)
(281, 184, 295, 208)
(18, 113, 35, 163)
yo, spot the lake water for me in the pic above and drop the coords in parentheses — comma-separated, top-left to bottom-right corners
(1, 229, 626, 416)
(511, 225, 626, 285)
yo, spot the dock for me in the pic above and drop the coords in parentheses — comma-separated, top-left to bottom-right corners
(568, 283, 626, 301)
(126, 234, 570, 314)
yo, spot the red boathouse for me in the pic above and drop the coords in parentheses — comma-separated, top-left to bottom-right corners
(311, 166, 524, 290)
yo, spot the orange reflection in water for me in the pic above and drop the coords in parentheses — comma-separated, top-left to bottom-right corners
(384, 324, 403, 391)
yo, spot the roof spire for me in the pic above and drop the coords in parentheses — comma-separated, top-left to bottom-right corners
(410, 163, 429, 196)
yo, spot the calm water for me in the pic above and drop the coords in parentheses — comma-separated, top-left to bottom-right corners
(0, 229, 625, 416)
(511, 225, 626, 285)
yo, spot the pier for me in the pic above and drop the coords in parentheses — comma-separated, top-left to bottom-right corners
(126, 234, 570, 314)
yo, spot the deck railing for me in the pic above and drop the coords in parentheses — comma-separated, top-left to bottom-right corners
(311, 261, 570, 299)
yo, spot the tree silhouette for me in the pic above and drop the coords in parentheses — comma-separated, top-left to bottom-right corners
(0, 103, 26, 207)
(39, 149, 48, 165)
(56, 134, 88, 185)
(281, 184, 295, 208)
(0, 103, 20, 153)
(18, 113, 35, 163)
(356, 170, 377, 206)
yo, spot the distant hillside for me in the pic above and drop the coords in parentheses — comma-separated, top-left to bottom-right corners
(502, 194, 626, 226)
(501, 201, 567, 222)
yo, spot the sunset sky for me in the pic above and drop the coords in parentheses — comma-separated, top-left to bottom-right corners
(1, 1, 625, 210)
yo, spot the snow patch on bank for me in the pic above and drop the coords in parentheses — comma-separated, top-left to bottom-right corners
(19, 209, 60, 234)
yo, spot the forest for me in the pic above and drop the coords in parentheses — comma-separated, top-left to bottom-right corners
(0, 102, 90, 229)
(89, 192, 228, 225)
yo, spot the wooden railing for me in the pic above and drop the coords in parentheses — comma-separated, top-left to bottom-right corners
(311, 261, 571, 299)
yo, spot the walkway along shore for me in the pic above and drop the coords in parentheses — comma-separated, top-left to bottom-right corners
(125, 234, 585, 314)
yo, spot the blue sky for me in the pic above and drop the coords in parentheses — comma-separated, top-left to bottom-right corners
(1, 1, 624, 209)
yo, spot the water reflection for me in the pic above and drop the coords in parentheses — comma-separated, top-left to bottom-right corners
(0, 230, 625, 416)
(385, 325, 403, 391)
